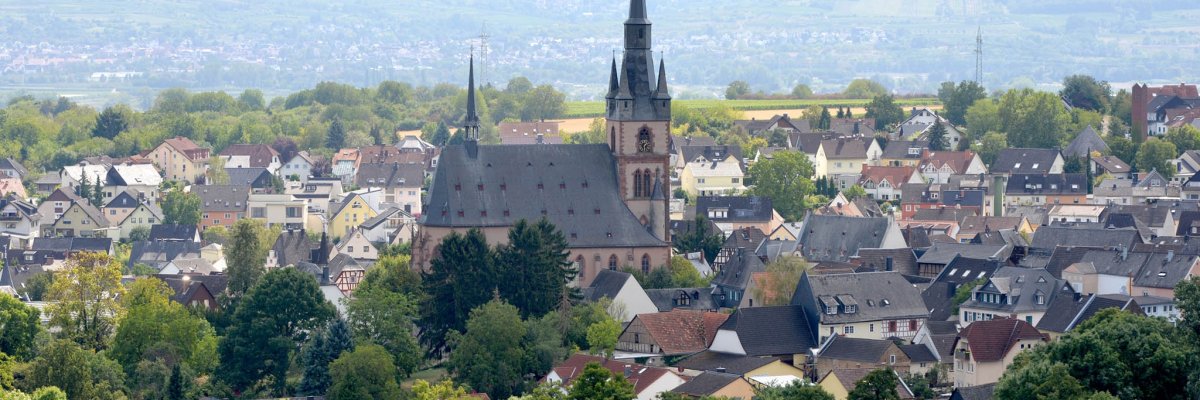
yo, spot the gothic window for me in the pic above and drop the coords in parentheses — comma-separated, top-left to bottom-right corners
(637, 127, 653, 153)
(609, 255, 619, 270)
(641, 254, 651, 274)
(610, 127, 617, 151)
(633, 170, 645, 197)
(641, 170, 653, 197)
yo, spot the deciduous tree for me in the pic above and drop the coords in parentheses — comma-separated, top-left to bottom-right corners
(567, 363, 634, 400)
(447, 300, 527, 399)
(1135, 138, 1176, 178)
(45, 251, 125, 350)
(225, 218, 270, 297)
(0, 295, 40, 360)
(848, 369, 900, 400)
(748, 150, 816, 221)
(327, 344, 403, 400)
(420, 229, 496, 355)
(161, 190, 202, 227)
(865, 94, 905, 130)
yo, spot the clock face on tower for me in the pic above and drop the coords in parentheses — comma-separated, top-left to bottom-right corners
(637, 127, 653, 153)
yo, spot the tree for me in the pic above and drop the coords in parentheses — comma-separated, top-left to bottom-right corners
(725, 81, 751, 100)
(1106, 134, 1138, 165)
(567, 363, 635, 400)
(327, 344, 403, 400)
(755, 381, 835, 400)
(411, 380, 473, 400)
(496, 219, 577, 318)
(995, 359, 1088, 400)
(844, 79, 889, 99)
(672, 215, 724, 264)
(1060, 75, 1111, 112)
(0, 295, 39, 360)
(521, 85, 567, 121)
(843, 185, 867, 200)
(27, 340, 126, 400)
(45, 251, 125, 350)
(585, 315, 621, 358)
(327, 116, 346, 149)
(667, 255, 708, 288)
(92, 105, 130, 140)
(836, 107, 846, 119)
(792, 84, 814, 99)
(748, 151, 816, 221)
(16, 272, 51, 302)
(238, 89, 266, 111)
(1166, 125, 1200, 153)
(300, 319, 356, 396)
(111, 278, 217, 376)
(818, 107, 832, 130)
(951, 278, 987, 315)
(225, 219, 270, 297)
(974, 131, 1008, 166)
(865, 95, 905, 130)
(965, 98, 1001, 137)
(206, 156, 230, 184)
(938, 81, 987, 126)
(996, 89, 1072, 148)
(447, 300, 527, 399)
(1135, 138, 1176, 178)
(420, 229, 496, 355)
(429, 121, 452, 147)
(1175, 276, 1200, 338)
(926, 122, 948, 151)
(218, 268, 336, 393)
(345, 285, 422, 379)
(752, 256, 809, 306)
(161, 190, 202, 226)
(848, 369, 900, 400)
(166, 364, 184, 400)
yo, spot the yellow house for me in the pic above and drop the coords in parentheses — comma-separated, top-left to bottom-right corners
(329, 193, 377, 239)
(880, 140, 927, 168)
(679, 147, 746, 197)
(148, 137, 210, 183)
(815, 138, 882, 179)
(43, 201, 109, 238)
(818, 368, 914, 400)
(669, 371, 756, 399)
(675, 351, 807, 381)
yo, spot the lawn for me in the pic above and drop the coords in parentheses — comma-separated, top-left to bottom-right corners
(563, 98, 941, 118)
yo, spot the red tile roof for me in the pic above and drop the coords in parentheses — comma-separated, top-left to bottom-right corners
(163, 137, 210, 161)
(635, 310, 729, 355)
(957, 318, 1046, 362)
(919, 150, 977, 173)
(858, 165, 916, 186)
(548, 354, 677, 396)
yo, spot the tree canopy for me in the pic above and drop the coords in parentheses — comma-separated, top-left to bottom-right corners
(748, 150, 816, 220)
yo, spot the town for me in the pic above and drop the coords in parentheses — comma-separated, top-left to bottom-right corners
(0, 1, 1198, 400)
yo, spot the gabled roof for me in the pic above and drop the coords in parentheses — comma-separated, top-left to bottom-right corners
(991, 148, 1061, 174)
(1036, 294, 1141, 333)
(820, 138, 872, 160)
(820, 369, 914, 399)
(681, 145, 743, 165)
(633, 310, 728, 355)
(272, 230, 316, 268)
(899, 344, 938, 363)
(549, 354, 675, 397)
(160, 137, 209, 161)
(148, 224, 198, 242)
(963, 267, 1072, 314)
(818, 335, 896, 362)
(952, 383, 997, 400)
(911, 207, 977, 223)
(922, 256, 1005, 321)
(795, 271, 930, 324)
(798, 215, 893, 263)
(789, 133, 825, 154)
(858, 166, 915, 186)
(920, 151, 979, 174)
(716, 305, 816, 356)
(584, 269, 636, 302)
(219, 144, 280, 168)
(0, 158, 28, 177)
(674, 351, 779, 375)
(128, 241, 201, 268)
(64, 201, 109, 228)
(32, 237, 112, 253)
(645, 288, 719, 312)
(712, 248, 766, 298)
(106, 163, 162, 187)
(361, 207, 412, 230)
(734, 114, 810, 134)
(105, 191, 141, 209)
(696, 196, 774, 222)
(956, 318, 1046, 362)
(355, 162, 424, 189)
(1029, 225, 1142, 253)
(670, 372, 742, 397)
(1005, 174, 1087, 195)
(881, 140, 929, 160)
(1064, 126, 1109, 159)
(225, 168, 273, 187)
(917, 243, 1010, 266)
(195, 185, 250, 212)
(155, 273, 230, 301)
(853, 248, 918, 276)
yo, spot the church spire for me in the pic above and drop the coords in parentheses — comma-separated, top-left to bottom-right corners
(607, 57, 620, 99)
(464, 53, 480, 142)
(654, 58, 670, 100)
(628, 0, 648, 23)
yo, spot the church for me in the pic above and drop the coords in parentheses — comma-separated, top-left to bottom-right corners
(415, 0, 673, 285)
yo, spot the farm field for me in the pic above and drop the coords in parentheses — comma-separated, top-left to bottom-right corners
(562, 98, 941, 118)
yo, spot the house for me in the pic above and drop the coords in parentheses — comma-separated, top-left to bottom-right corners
(857, 166, 921, 202)
(583, 269, 659, 322)
(218, 144, 281, 173)
(110, 201, 163, 240)
(225, 168, 275, 193)
(0, 178, 25, 200)
(353, 162, 424, 215)
(1063, 126, 1109, 159)
(286, 177, 344, 214)
(615, 310, 728, 363)
(711, 247, 766, 308)
(60, 163, 109, 192)
(851, 248, 919, 276)
(668, 371, 755, 400)
(280, 151, 317, 183)
(644, 288, 721, 313)
(815, 336, 910, 379)
(43, 200, 108, 238)
(956, 216, 1032, 243)
(34, 173, 58, 195)
(1004, 174, 1087, 206)
(360, 207, 416, 244)
(679, 146, 746, 197)
(149, 137, 210, 183)
(195, 185, 250, 231)
(1092, 179, 1133, 205)
(148, 224, 200, 243)
(331, 148, 361, 183)
(0, 158, 28, 181)
(898, 184, 986, 220)
(694, 196, 782, 237)
(1035, 294, 1143, 339)
(498, 121, 562, 145)
(910, 320, 958, 373)
(922, 256, 1005, 321)
(815, 137, 882, 182)
(1028, 225, 1143, 256)
(329, 192, 377, 239)
(266, 230, 316, 269)
(1092, 155, 1131, 180)
(829, 118, 876, 137)
(990, 148, 1064, 176)
(674, 350, 806, 380)
(128, 241, 201, 270)
(1132, 83, 1200, 137)
(918, 150, 987, 184)
(880, 140, 929, 167)
(156, 274, 228, 310)
(950, 383, 996, 400)
(793, 271, 930, 343)
(734, 114, 811, 136)
(915, 243, 1009, 277)
(1130, 170, 1179, 203)
(1047, 204, 1105, 224)
(818, 368, 915, 400)
(159, 258, 223, 275)
(952, 318, 1047, 387)
(0, 195, 42, 248)
(326, 253, 369, 295)
(103, 163, 163, 202)
(545, 354, 686, 400)
(707, 305, 817, 368)
(247, 193, 308, 230)
(333, 228, 378, 261)
(1132, 295, 1180, 324)
(959, 267, 1075, 326)
(28, 237, 112, 259)
(103, 191, 145, 225)
(797, 214, 906, 263)
(896, 108, 962, 145)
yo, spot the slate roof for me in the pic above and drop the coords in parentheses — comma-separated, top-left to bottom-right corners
(958, 216, 1025, 238)
(1029, 225, 1142, 254)
(820, 138, 872, 160)
(922, 256, 1005, 321)
(911, 207, 976, 223)
(789, 133, 826, 154)
(818, 335, 895, 362)
(717, 305, 816, 356)
(920, 151, 979, 175)
(962, 267, 1073, 314)
(327, 253, 366, 281)
(225, 168, 273, 187)
(670, 371, 741, 397)
(853, 248, 918, 276)
(917, 243, 1010, 266)
(355, 162, 424, 188)
(1132, 251, 1199, 289)
(1036, 294, 1140, 334)
(645, 288, 720, 312)
(956, 318, 1046, 362)
(696, 196, 774, 222)
(712, 248, 766, 303)
(166, 258, 219, 275)
(734, 114, 810, 134)
(899, 344, 938, 363)
(1041, 246, 1097, 278)
(798, 215, 892, 263)
(795, 272, 930, 324)
(155, 273, 230, 299)
(219, 144, 279, 169)
(424, 144, 665, 248)
(148, 224, 198, 242)
(634, 310, 728, 355)
(1091, 156, 1130, 175)
(195, 185, 250, 212)
(1006, 174, 1087, 196)
(991, 149, 1061, 174)
(952, 383, 997, 400)
(128, 241, 201, 268)
(881, 140, 929, 160)
(673, 351, 779, 375)
(1064, 126, 1109, 158)
(680, 145, 743, 165)
(361, 207, 412, 230)
(272, 230, 316, 268)
(584, 269, 636, 302)
(0, 158, 28, 178)
(32, 237, 111, 253)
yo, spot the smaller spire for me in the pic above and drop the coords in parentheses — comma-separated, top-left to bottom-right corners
(607, 57, 620, 99)
(465, 54, 480, 130)
(616, 60, 633, 100)
(628, 0, 649, 23)
(654, 58, 670, 100)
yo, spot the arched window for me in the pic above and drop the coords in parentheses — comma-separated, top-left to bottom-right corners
(641, 254, 651, 274)
(610, 127, 617, 151)
(634, 169, 645, 197)
(608, 255, 619, 270)
(575, 255, 585, 274)
(641, 170, 653, 198)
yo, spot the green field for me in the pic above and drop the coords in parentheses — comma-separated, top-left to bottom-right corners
(563, 98, 941, 118)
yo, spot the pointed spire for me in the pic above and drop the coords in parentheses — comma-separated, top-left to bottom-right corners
(616, 60, 633, 100)
(628, 0, 648, 23)
(465, 54, 480, 129)
(654, 58, 670, 100)
(607, 57, 620, 99)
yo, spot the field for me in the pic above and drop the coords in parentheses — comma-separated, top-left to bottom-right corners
(562, 98, 941, 118)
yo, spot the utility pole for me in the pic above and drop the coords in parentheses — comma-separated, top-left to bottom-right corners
(975, 27, 983, 85)
(478, 23, 490, 86)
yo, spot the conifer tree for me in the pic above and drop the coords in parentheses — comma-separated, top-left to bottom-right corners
(327, 117, 346, 150)
(420, 229, 495, 356)
(837, 107, 845, 118)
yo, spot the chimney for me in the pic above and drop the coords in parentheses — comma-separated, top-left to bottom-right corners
(715, 367, 727, 374)
(321, 265, 330, 286)
(624, 365, 633, 378)
(1121, 244, 1129, 261)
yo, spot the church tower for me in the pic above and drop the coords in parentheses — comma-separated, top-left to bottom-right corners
(607, 0, 671, 242)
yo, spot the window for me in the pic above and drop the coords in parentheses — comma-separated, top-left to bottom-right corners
(889, 355, 897, 364)
(641, 254, 651, 274)
(909, 319, 917, 331)
(731, 178, 740, 183)
(252, 208, 266, 218)
(609, 255, 619, 270)
(888, 321, 897, 332)
(844, 326, 854, 334)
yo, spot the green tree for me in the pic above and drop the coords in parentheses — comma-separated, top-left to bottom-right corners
(411, 379, 473, 400)
(300, 319, 356, 396)
(448, 300, 527, 399)
(995, 359, 1088, 400)
(345, 285, 422, 378)
(792, 84, 814, 99)
(585, 315, 621, 358)
(30, 387, 68, 400)
(420, 229, 496, 355)
(726, 81, 751, 100)
(92, 105, 131, 140)
(755, 381, 835, 400)
(521, 85, 567, 121)
(837, 107, 846, 119)
(996, 89, 1072, 148)
(1135, 138, 1176, 178)
(865, 94, 905, 130)
(26, 340, 126, 400)
(1165, 125, 1200, 153)
(567, 363, 635, 400)
(225, 218, 270, 297)
(496, 219, 577, 318)
(237, 89, 266, 111)
(1060, 75, 1111, 112)
(667, 255, 708, 288)
(844, 79, 889, 99)
(430, 121, 452, 147)
(218, 268, 336, 393)
(965, 98, 1001, 137)
(974, 131, 1008, 166)
(0, 296, 39, 360)
(111, 278, 217, 376)
(843, 185, 868, 200)
(848, 369, 900, 400)
(951, 278, 987, 315)
(161, 190, 202, 226)
(327, 116, 346, 149)
(166, 364, 183, 400)
(206, 156, 230, 185)
(45, 251, 125, 350)
(748, 151, 816, 220)
(818, 107, 832, 130)
(752, 256, 809, 306)
(327, 344, 404, 400)
(1105, 134, 1138, 165)
(672, 215, 724, 264)
(938, 81, 987, 126)
(926, 122, 948, 151)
